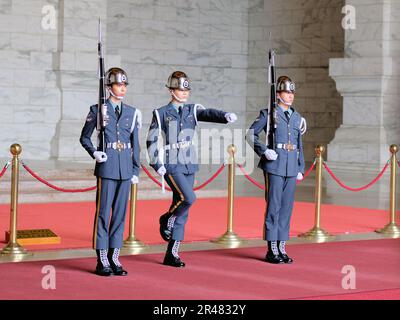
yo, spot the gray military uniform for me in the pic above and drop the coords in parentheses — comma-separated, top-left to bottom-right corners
(147, 102, 228, 241)
(247, 105, 305, 241)
(80, 99, 141, 249)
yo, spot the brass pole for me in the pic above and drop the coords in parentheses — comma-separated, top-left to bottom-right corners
(376, 144, 400, 237)
(212, 144, 243, 247)
(123, 183, 146, 253)
(1, 144, 27, 256)
(227, 146, 235, 233)
(298, 145, 333, 242)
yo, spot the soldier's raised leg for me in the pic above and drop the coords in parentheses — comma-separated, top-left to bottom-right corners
(163, 173, 196, 267)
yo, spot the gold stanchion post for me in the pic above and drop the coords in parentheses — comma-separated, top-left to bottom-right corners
(376, 144, 400, 237)
(123, 183, 146, 253)
(1, 144, 27, 256)
(212, 145, 243, 247)
(298, 145, 333, 242)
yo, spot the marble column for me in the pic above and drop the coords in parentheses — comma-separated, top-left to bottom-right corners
(328, 0, 400, 171)
(54, 0, 120, 161)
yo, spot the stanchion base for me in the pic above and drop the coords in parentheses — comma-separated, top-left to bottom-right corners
(211, 231, 244, 248)
(298, 227, 334, 242)
(0, 242, 28, 257)
(375, 223, 400, 238)
(122, 237, 147, 253)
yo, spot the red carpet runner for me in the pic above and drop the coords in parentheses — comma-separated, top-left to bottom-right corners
(0, 198, 395, 250)
(0, 239, 398, 300)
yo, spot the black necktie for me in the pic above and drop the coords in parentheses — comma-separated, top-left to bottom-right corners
(178, 106, 183, 117)
(115, 105, 120, 120)
(284, 111, 290, 121)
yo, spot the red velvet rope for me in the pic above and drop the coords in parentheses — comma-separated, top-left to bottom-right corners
(323, 161, 389, 192)
(298, 161, 316, 183)
(237, 161, 316, 191)
(22, 162, 96, 193)
(141, 164, 226, 192)
(237, 164, 265, 190)
(0, 161, 10, 179)
(193, 164, 226, 191)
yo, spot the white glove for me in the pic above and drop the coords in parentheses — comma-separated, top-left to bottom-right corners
(93, 151, 107, 163)
(300, 117, 307, 135)
(297, 172, 303, 181)
(225, 113, 237, 123)
(157, 166, 166, 176)
(131, 175, 139, 184)
(264, 149, 278, 161)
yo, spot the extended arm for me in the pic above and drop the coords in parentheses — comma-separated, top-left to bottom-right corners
(196, 106, 229, 124)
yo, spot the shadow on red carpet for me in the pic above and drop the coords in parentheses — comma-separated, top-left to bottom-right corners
(0, 239, 398, 300)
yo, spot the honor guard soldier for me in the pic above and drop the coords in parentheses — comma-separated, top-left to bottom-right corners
(80, 67, 141, 276)
(247, 76, 306, 264)
(146, 71, 237, 267)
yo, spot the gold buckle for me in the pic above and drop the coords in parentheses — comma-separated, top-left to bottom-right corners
(285, 143, 294, 151)
(116, 141, 124, 151)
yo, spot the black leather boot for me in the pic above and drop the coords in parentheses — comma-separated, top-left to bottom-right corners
(159, 212, 174, 242)
(163, 240, 185, 268)
(95, 249, 114, 276)
(108, 248, 128, 276)
(278, 241, 293, 264)
(265, 241, 284, 264)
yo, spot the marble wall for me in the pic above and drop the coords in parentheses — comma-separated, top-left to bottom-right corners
(328, 0, 400, 168)
(0, 0, 61, 159)
(0, 0, 348, 166)
(247, 0, 345, 161)
(106, 0, 249, 167)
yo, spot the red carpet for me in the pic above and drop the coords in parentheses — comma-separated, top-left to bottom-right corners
(302, 288, 400, 300)
(0, 239, 398, 300)
(0, 198, 395, 250)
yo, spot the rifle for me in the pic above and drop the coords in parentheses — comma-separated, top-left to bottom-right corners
(97, 19, 108, 152)
(267, 47, 277, 150)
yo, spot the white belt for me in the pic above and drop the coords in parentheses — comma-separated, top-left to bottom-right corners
(164, 140, 194, 151)
(106, 142, 131, 151)
(276, 143, 297, 151)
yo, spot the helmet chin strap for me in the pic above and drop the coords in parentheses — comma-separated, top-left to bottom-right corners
(170, 90, 187, 103)
(108, 87, 124, 100)
(278, 96, 292, 107)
